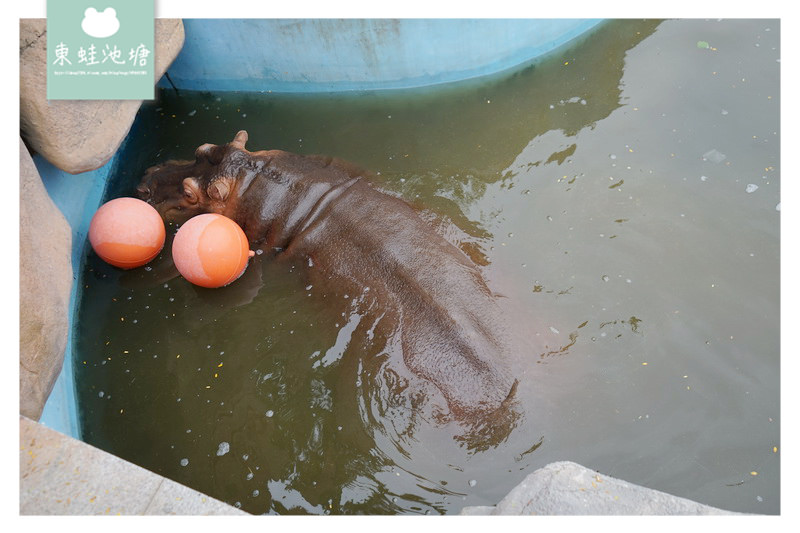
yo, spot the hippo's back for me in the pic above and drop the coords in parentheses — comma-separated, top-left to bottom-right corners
(286, 177, 517, 420)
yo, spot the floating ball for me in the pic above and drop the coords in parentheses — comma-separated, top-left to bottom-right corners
(89, 197, 166, 269)
(172, 213, 253, 288)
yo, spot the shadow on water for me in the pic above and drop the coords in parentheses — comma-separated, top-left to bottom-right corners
(76, 20, 664, 515)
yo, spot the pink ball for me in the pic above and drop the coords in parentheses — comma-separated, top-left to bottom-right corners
(172, 214, 253, 288)
(88, 197, 165, 269)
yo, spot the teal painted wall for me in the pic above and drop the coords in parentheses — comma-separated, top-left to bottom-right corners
(163, 19, 603, 92)
(37, 153, 117, 439)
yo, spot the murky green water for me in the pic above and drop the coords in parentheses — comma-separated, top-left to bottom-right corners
(75, 19, 780, 514)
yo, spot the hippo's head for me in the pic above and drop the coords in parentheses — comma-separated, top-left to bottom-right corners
(136, 130, 254, 223)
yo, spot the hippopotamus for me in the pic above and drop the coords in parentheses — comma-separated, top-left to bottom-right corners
(137, 130, 519, 442)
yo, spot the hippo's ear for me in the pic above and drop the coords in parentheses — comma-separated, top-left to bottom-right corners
(182, 177, 201, 205)
(195, 143, 223, 164)
(208, 178, 232, 202)
(231, 130, 248, 150)
(195, 143, 215, 157)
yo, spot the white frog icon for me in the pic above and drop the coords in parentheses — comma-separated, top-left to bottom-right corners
(81, 7, 120, 38)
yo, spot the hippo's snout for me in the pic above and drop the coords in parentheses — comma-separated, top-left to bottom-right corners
(135, 158, 208, 224)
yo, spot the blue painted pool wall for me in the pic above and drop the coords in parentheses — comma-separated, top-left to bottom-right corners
(37, 152, 119, 439)
(161, 19, 603, 93)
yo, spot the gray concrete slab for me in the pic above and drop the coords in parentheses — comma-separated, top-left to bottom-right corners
(19, 416, 246, 515)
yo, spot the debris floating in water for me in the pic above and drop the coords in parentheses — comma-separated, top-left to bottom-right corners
(180, 458, 189, 466)
(702, 149, 726, 163)
(468, 479, 477, 487)
(746, 184, 759, 193)
(265, 410, 274, 418)
(216, 442, 230, 456)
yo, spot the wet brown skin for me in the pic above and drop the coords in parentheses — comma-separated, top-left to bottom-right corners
(138, 130, 518, 442)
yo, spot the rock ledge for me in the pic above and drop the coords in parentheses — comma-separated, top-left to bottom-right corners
(460, 461, 741, 515)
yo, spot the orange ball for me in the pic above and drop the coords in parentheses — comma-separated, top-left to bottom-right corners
(172, 213, 253, 288)
(89, 197, 166, 269)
